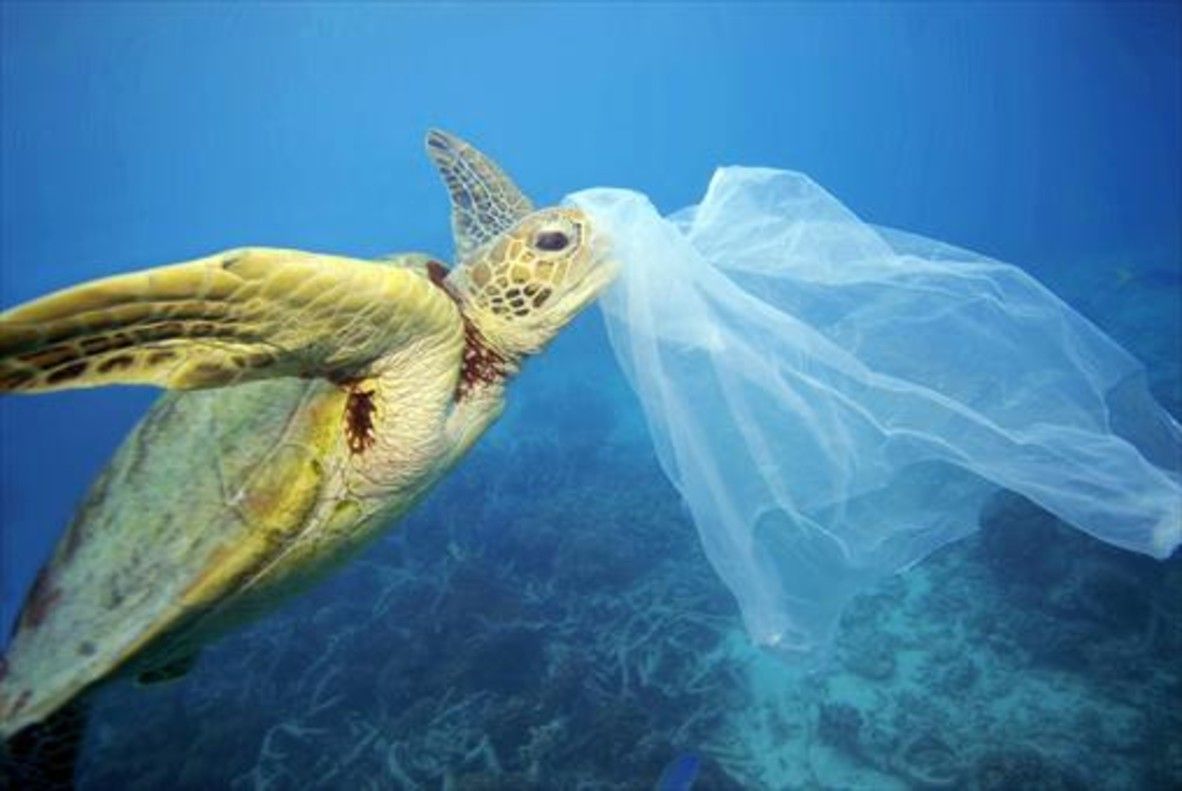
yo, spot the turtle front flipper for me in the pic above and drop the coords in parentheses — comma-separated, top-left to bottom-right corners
(0, 246, 460, 393)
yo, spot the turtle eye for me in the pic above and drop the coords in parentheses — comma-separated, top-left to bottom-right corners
(534, 231, 570, 252)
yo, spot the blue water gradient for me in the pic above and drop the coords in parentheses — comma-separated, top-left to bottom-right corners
(1, 3, 1178, 787)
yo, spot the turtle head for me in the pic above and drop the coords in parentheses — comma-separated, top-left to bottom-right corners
(425, 129, 616, 361)
(448, 206, 615, 358)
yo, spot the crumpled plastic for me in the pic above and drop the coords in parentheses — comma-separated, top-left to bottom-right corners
(566, 167, 1182, 659)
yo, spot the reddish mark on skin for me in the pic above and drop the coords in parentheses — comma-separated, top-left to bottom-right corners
(18, 567, 62, 631)
(426, 260, 452, 293)
(456, 319, 509, 402)
(345, 387, 377, 455)
(423, 259, 510, 402)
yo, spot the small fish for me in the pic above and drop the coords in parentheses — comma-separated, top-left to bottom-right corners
(656, 752, 701, 791)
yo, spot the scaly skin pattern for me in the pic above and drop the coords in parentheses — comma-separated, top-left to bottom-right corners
(0, 247, 457, 393)
(0, 254, 471, 738)
(0, 129, 615, 744)
(425, 130, 534, 263)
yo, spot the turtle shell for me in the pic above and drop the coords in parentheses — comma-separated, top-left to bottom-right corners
(0, 376, 344, 737)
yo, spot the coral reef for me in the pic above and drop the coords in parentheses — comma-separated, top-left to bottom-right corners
(61, 279, 1182, 788)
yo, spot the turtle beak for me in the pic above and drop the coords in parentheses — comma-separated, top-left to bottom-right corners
(563, 222, 619, 315)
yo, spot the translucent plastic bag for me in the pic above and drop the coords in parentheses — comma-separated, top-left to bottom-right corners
(567, 167, 1182, 658)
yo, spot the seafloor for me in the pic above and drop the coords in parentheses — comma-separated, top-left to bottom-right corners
(67, 261, 1182, 789)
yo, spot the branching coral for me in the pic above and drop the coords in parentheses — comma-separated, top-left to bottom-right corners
(72, 417, 1182, 790)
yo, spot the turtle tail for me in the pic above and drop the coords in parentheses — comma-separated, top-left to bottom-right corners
(0, 699, 88, 790)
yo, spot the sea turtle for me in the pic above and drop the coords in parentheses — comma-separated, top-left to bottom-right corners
(0, 130, 615, 786)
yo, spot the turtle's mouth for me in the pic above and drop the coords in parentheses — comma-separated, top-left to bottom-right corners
(562, 228, 618, 311)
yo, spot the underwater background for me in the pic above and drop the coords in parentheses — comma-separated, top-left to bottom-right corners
(1, 3, 1179, 789)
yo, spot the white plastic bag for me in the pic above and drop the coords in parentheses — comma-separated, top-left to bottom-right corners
(567, 167, 1182, 658)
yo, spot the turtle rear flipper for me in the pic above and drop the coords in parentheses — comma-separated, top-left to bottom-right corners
(1, 697, 88, 790)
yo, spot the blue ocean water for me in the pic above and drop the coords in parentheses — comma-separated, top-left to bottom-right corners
(1, 3, 1179, 788)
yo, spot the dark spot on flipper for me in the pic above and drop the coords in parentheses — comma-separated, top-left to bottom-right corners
(0, 369, 36, 390)
(20, 346, 79, 371)
(46, 361, 88, 385)
(77, 641, 96, 657)
(31, 320, 129, 352)
(221, 252, 245, 270)
(97, 354, 135, 373)
(138, 321, 184, 341)
(103, 587, 124, 609)
(145, 350, 178, 366)
(80, 336, 113, 355)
